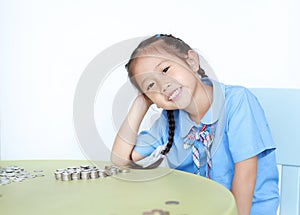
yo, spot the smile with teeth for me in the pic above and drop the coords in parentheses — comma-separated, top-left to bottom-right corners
(168, 88, 182, 101)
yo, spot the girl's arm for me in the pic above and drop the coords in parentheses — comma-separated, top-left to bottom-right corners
(111, 94, 152, 166)
(231, 156, 257, 215)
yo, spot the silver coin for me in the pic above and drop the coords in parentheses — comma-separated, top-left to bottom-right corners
(13, 167, 20, 171)
(104, 170, 112, 176)
(26, 174, 36, 179)
(90, 170, 99, 179)
(165, 200, 180, 205)
(80, 170, 90, 180)
(71, 172, 80, 180)
(98, 170, 107, 178)
(80, 165, 89, 170)
(67, 167, 77, 170)
(0, 179, 11, 185)
(6, 172, 15, 177)
(54, 172, 62, 180)
(17, 175, 26, 180)
(13, 178, 24, 182)
(118, 168, 130, 173)
(67, 169, 75, 174)
(5, 169, 14, 173)
(62, 172, 71, 181)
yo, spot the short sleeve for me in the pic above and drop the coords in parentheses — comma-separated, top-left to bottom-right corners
(226, 87, 276, 163)
(134, 112, 168, 157)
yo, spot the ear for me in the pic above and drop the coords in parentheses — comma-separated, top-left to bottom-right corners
(186, 50, 200, 72)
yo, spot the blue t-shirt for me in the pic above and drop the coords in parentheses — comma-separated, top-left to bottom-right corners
(134, 78, 279, 215)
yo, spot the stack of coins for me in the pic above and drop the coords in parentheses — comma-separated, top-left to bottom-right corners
(0, 165, 44, 186)
(98, 170, 108, 178)
(80, 170, 90, 180)
(54, 169, 64, 180)
(105, 165, 118, 175)
(54, 165, 130, 181)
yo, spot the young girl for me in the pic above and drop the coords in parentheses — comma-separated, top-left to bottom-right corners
(111, 34, 279, 215)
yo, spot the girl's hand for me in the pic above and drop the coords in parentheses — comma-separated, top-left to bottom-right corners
(135, 93, 153, 112)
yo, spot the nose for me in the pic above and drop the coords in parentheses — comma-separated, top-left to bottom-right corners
(156, 74, 171, 93)
(162, 82, 171, 93)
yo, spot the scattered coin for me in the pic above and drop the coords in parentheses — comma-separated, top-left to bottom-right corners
(13, 178, 24, 182)
(0, 166, 43, 186)
(143, 209, 170, 215)
(118, 168, 130, 173)
(165, 200, 180, 205)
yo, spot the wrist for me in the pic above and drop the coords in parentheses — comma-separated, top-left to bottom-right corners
(133, 94, 152, 114)
(124, 95, 151, 132)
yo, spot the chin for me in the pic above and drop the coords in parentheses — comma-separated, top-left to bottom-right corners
(164, 102, 188, 111)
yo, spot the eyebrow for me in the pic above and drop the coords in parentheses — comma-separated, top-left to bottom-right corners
(155, 60, 168, 70)
(141, 76, 151, 88)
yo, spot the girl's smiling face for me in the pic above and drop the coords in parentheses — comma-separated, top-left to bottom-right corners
(131, 51, 202, 110)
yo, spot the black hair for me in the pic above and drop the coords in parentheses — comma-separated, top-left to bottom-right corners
(161, 110, 175, 155)
(126, 34, 208, 160)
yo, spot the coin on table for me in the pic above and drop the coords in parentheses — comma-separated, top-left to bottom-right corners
(71, 172, 80, 180)
(13, 178, 24, 182)
(0, 178, 11, 185)
(80, 165, 89, 170)
(118, 168, 130, 173)
(90, 170, 99, 179)
(26, 174, 36, 179)
(98, 170, 108, 178)
(104, 170, 112, 176)
(165, 200, 180, 205)
(80, 170, 90, 180)
(62, 172, 71, 181)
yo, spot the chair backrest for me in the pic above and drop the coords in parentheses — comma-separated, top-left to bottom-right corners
(250, 88, 300, 215)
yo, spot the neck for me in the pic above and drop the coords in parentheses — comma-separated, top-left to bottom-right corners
(185, 82, 213, 124)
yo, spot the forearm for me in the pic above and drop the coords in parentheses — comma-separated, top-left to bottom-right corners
(231, 156, 257, 215)
(111, 95, 150, 166)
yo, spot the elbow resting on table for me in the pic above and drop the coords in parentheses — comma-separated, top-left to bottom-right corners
(110, 153, 131, 167)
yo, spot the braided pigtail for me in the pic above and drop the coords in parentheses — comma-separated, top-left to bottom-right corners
(198, 67, 208, 78)
(129, 110, 175, 169)
(161, 110, 175, 155)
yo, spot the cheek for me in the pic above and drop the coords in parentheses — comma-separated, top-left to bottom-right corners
(170, 66, 195, 81)
(179, 71, 198, 85)
(146, 91, 162, 100)
(146, 92, 167, 107)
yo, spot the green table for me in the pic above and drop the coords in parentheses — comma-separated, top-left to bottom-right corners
(0, 160, 237, 215)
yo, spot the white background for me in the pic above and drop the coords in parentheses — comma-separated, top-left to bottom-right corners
(0, 0, 299, 160)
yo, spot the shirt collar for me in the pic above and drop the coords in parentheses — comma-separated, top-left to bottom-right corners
(179, 77, 225, 138)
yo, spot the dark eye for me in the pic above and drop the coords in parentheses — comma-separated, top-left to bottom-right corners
(147, 82, 155, 91)
(162, 66, 170, 74)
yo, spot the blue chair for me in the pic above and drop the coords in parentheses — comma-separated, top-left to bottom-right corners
(250, 88, 300, 215)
